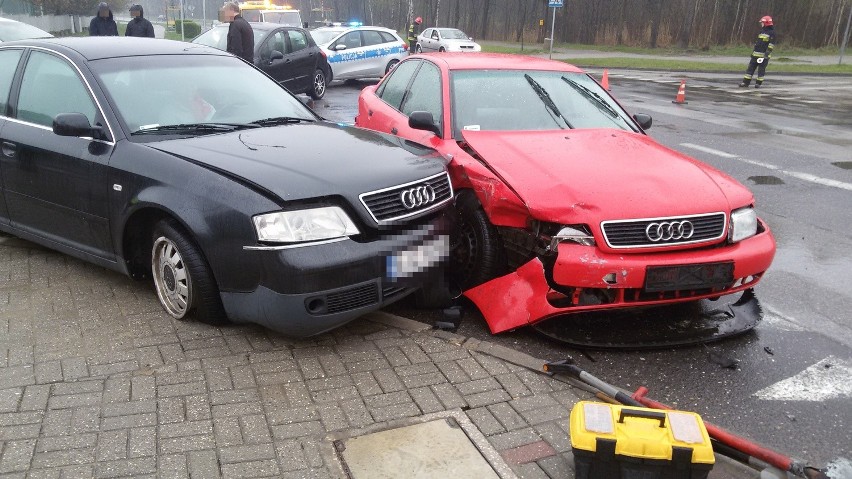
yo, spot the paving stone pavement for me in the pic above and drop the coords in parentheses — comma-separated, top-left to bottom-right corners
(0, 235, 757, 478)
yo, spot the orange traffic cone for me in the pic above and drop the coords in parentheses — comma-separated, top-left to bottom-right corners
(601, 69, 610, 91)
(672, 79, 688, 104)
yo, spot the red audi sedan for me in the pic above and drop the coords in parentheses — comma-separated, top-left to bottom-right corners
(356, 53, 776, 334)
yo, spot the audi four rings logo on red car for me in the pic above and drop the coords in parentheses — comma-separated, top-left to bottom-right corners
(400, 185, 436, 209)
(645, 221, 695, 242)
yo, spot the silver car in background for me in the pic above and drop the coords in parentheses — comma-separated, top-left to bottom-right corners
(415, 27, 481, 53)
(312, 26, 408, 80)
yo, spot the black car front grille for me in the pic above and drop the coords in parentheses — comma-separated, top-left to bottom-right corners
(359, 172, 452, 224)
(325, 282, 379, 314)
(601, 212, 727, 248)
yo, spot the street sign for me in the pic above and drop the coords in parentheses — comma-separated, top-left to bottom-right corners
(548, 0, 563, 7)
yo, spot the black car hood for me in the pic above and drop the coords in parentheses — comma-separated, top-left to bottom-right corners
(150, 122, 445, 224)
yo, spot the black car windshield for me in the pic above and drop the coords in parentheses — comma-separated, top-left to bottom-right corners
(90, 54, 316, 137)
(450, 70, 636, 139)
(437, 29, 468, 40)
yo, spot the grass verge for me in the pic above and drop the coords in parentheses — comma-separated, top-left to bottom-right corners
(483, 41, 841, 57)
(561, 56, 852, 74)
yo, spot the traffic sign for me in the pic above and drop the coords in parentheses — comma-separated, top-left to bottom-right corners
(548, 0, 563, 7)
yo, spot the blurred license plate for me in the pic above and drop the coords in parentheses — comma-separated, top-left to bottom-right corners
(386, 236, 449, 280)
(644, 262, 734, 292)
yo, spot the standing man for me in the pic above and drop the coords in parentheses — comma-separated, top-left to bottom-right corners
(407, 16, 422, 52)
(89, 2, 118, 36)
(125, 4, 155, 38)
(223, 2, 254, 63)
(739, 15, 776, 89)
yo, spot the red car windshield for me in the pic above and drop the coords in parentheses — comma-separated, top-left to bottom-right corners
(450, 70, 636, 139)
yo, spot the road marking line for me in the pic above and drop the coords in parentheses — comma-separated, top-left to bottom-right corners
(679, 143, 852, 191)
(754, 356, 852, 402)
(679, 143, 739, 158)
(761, 307, 806, 332)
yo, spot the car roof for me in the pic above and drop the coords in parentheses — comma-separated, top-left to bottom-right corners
(314, 25, 395, 34)
(0, 37, 229, 60)
(415, 53, 585, 73)
(209, 22, 288, 31)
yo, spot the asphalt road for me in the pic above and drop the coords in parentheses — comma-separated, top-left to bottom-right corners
(309, 71, 852, 473)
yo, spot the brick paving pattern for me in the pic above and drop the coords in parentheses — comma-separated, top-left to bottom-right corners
(0, 236, 585, 478)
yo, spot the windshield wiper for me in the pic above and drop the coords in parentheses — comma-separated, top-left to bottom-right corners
(132, 123, 258, 135)
(250, 116, 315, 127)
(560, 76, 621, 119)
(524, 74, 572, 129)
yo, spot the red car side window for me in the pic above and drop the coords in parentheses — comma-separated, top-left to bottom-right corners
(377, 60, 419, 110)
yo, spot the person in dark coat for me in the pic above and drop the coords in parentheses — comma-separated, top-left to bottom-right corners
(126, 4, 155, 38)
(89, 2, 118, 36)
(223, 2, 254, 63)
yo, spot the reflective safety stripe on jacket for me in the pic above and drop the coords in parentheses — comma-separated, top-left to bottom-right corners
(752, 27, 775, 57)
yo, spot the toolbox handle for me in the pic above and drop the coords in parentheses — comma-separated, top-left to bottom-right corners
(618, 408, 666, 428)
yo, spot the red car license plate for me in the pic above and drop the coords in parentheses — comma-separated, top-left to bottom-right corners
(644, 262, 734, 292)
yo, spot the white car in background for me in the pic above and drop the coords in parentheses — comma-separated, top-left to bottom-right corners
(312, 26, 408, 80)
(415, 27, 480, 53)
(0, 17, 52, 43)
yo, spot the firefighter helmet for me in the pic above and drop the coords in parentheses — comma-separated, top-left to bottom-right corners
(414, 16, 422, 24)
(759, 15, 773, 26)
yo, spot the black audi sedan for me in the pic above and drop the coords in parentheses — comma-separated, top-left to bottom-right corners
(192, 23, 331, 100)
(0, 37, 452, 337)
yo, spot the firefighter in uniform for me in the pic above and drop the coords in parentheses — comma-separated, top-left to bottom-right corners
(739, 15, 776, 88)
(408, 16, 422, 52)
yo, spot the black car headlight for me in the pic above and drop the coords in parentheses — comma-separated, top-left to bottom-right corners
(728, 207, 758, 243)
(253, 206, 359, 243)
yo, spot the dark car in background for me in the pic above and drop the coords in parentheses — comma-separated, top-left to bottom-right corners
(192, 22, 331, 99)
(0, 38, 451, 337)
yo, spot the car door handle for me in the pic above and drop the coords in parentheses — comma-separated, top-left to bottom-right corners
(1, 141, 16, 158)
(390, 127, 398, 135)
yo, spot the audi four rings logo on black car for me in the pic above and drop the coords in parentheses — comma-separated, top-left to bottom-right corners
(645, 221, 695, 242)
(400, 185, 436, 209)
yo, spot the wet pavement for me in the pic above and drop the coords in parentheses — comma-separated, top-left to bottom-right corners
(309, 69, 852, 471)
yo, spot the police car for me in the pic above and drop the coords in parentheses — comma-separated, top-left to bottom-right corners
(311, 25, 408, 81)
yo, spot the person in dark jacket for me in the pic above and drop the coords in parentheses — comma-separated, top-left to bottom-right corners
(89, 2, 118, 36)
(126, 4, 155, 38)
(739, 15, 776, 88)
(223, 2, 254, 63)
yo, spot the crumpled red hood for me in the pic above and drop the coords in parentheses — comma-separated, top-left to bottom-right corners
(461, 129, 752, 225)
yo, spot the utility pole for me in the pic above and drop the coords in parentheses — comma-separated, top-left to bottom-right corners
(841, 3, 852, 65)
(179, 0, 185, 41)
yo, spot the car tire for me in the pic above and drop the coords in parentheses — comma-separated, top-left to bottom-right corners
(451, 192, 506, 290)
(385, 59, 399, 75)
(415, 44, 422, 53)
(439, 47, 446, 52)
(151, 219, 227, 325)
(309, 68, 326, 100)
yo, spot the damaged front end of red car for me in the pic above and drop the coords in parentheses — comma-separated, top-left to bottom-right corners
(463, 218, 776, 334)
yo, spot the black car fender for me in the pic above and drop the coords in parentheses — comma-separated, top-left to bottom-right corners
(108, 142, 280, 292)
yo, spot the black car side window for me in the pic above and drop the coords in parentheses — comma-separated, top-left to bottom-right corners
(0, 49, 23, 116)
(377, 60, 419, 110)
(16, 51, 97, 128)
(401, 62, 442, 129)
(287, 30, 308, 52)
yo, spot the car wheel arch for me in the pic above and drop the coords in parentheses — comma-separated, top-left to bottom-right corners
(121, 205, 192, 280)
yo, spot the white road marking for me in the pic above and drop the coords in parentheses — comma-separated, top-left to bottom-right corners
(679, 143, 852, 191)
(754, 356, 852, 401)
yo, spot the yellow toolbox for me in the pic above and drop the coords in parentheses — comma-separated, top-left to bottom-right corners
(569, 401, 715, 479)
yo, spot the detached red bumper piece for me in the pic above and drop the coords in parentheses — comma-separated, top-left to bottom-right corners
(465, 223, 775, 334)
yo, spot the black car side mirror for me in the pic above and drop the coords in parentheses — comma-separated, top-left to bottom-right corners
(633, 113, 652, 130)
(409, 111, 441, 137)
(269, 50, 284, 62)
(53, 113, 103, 139)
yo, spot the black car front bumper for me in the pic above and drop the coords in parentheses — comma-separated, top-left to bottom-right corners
(221, 218, 448, 337)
